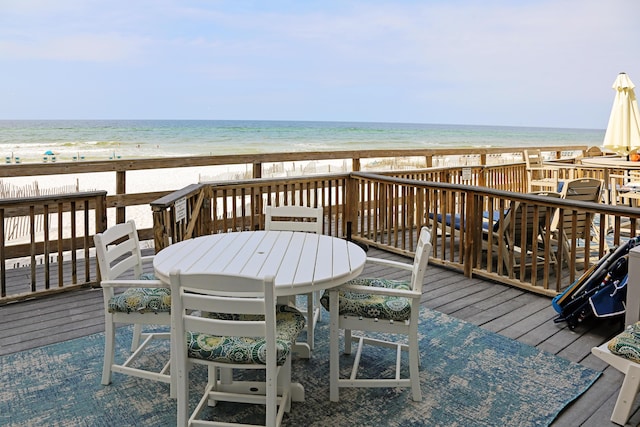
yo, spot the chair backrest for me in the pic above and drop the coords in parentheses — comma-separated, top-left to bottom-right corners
(585, 146, 604, 157)
(94, 220, 145, 281)
(524, 149, 545, 169)
(503, 192, 561, 250)
(559, 178, 603, 202)
(169, 271, 276, 365)
(410, 227, 433, 293)
(552, 178, 603, 239)
(265, 205, 323, 234)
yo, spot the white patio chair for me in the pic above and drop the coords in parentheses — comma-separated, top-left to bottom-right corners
(265, 205, 323, 351)
(170, 271, 305, 427)
(592, 322, 640, 425)
(94, 220, 171, 386)
(321, 226, 432, 402)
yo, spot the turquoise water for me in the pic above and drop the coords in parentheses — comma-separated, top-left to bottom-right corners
(0, 120, 605, 162)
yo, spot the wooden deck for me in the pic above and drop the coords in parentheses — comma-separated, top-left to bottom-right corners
(0, 246, 636, 426)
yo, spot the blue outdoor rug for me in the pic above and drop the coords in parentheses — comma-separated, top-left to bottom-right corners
(0, 308, 600, 426)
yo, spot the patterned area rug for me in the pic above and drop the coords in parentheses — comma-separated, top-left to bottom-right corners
(0, 308, 600, 426)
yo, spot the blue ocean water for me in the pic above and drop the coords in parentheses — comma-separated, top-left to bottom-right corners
(0, 120, 605, 162)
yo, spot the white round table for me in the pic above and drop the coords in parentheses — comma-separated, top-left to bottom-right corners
(153, 230, 367, 297)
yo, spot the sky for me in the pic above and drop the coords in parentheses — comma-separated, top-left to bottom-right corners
(1, 0, 639, 129)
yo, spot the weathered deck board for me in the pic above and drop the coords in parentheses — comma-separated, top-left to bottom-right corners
(0, 246, 636, 426)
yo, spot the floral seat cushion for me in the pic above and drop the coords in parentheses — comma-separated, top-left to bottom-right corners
(107, 273, 171, 314)
(188, 305, 306, 365)
(320, 277, 412, 321)
(608, 321, 640, 363)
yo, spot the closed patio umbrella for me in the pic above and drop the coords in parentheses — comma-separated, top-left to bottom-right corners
(602, 72, 640, 156)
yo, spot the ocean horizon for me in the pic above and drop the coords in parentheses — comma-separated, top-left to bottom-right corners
(0, 119, 605, 163)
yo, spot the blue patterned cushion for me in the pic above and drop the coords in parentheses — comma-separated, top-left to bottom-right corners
(608, 322, 640, 363)
(320, 277, 413, 321)
(187, 305, 306, 365)
(107, 273, 171, 314)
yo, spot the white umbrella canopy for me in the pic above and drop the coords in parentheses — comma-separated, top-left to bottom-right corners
(602, 72, 640, 156)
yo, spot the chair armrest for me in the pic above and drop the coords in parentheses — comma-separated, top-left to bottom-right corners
(100, 279, 167, 289)
(365, 257, 413, 272)
(335, 283, 421, 298)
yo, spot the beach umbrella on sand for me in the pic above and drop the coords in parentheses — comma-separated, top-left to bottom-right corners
(602, 72, 640, 156)
(44, 150, 54, 156)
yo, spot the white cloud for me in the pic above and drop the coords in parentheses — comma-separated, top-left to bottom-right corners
(0, 33, 150, 62)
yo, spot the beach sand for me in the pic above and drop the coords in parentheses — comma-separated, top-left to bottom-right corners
(0, 160, 354, 245)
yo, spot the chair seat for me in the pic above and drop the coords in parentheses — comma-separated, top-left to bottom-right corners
(108, 275, 171, 314)
(190, 306, 306, 365)
(608, 322, 640, 363)
(320, 278, 412, 321)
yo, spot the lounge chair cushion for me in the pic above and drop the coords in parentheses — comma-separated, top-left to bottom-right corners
(319, 277, 412, 321)
(430, 211, 506, 233)
(189, 305, 306, 365)
(608, 322, 640, 363)
(107, 273, 172, 314)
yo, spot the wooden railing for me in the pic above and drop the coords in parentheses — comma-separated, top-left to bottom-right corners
(0, 146, 585, 241)
(150, 175, 351, 250)
(151, 167, 640, 297)
(0, 191, 107, 302)
(0, 146, 592, 303)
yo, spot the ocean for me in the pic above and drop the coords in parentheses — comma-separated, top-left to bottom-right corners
(0, 120, 605, 163)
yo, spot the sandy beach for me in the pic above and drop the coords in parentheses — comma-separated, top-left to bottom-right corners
(0, 159, 354, 245)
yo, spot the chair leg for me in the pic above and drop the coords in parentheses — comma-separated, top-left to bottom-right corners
(306, 292, 315, 351)
(314, 290, 322, 323)
(131, 323, 143, 352)
(207, 366, 219, 407)
(329, 290, 340, 402)
(611, 363, 640, 425)
(266, 364, 277, 427)
(344, 329, 353, 355)
(102, 316, 115, 385)
(408, 326, 422, 402)
(176, 360, 189, 427)
(277, 356, 293, 413)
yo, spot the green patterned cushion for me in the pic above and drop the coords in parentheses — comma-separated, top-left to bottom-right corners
(320, 277, 412, 321)
(107, 273, 171, 314)
(187, 305, 306, 365)
(608, 322, 640, 363)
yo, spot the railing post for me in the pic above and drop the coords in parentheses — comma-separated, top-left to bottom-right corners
(116, 170, 126, 224)
(202, 185, 213, 235)
(253, 162, 262, 179)
(478, 166, 487, 187)
(152, 208, 168, 251)
(0, 209, 4, 298)
(344, 174, 358, 238)
(463, 191, 479, 277)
